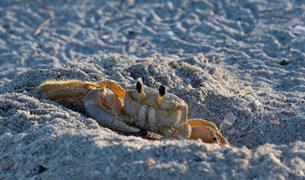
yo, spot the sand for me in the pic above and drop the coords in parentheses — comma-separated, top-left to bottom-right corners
(0, 0, 304, 179)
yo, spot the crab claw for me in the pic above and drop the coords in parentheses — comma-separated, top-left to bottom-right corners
(83, 89, 140, 133)
(187, 119, 228, 145)
(84, 103, 140, 133)
(83, 82, 140, 133)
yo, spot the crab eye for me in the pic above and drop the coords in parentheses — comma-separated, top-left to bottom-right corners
(159, 85, 166, 97)
(127, 80, 146, 101)
(136, 80, 143, 93)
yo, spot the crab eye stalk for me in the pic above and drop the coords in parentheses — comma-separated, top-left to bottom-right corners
(136, 80, 143, 93)
(159, 85, 166, 97)
(156, 85, 166, 106)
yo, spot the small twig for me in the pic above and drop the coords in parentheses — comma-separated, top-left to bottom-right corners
(34, 1, 53, 36)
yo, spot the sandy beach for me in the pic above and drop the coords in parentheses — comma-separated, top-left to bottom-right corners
(0, 0, 304, 179)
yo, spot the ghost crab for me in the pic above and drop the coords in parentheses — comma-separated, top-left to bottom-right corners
(38, 79, 228, 145)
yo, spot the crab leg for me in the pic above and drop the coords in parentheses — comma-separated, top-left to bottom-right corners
(95, 81, 126, 99)
(38, 80, 93, 99)
(187, 119, 228, 145)
(169, 119, 228, 145)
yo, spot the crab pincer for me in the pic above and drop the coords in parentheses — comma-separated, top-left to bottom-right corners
(82, 87, 140, 133)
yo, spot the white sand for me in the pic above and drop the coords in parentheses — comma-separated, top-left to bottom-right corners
(0, 1, 304, 179)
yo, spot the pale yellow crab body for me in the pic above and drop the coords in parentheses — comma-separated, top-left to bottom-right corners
(124, 86, 188, 136)
(38, 79, 228, 145)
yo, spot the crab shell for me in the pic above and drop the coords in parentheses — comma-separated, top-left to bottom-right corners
(124, 86, 188, 136)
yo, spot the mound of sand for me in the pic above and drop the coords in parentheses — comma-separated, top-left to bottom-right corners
(0, 54, 304, 179)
